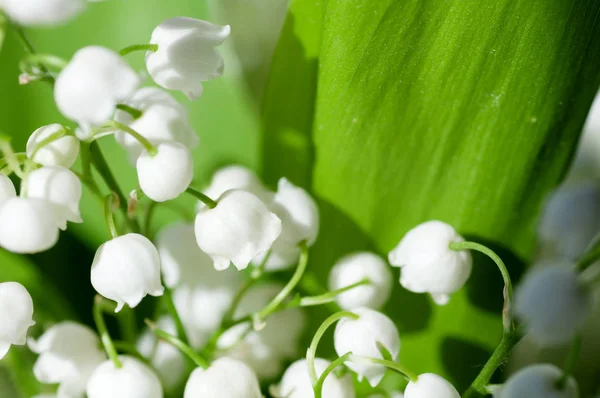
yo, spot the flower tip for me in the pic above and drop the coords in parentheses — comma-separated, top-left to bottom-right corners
(186, 86, 203, 101)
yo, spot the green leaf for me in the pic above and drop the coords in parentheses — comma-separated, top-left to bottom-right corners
(263, 0, 600, 390)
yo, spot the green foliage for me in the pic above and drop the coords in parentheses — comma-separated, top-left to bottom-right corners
(262, 0, 600, 390)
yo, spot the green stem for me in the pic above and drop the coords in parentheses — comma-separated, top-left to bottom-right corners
(313, 352, 353, 398)
(104, 121, 157, 156)
(93, 296, 122, 368)
(449, 241, 514, 332)
(19, 53, 67, 72)
(113, 341, 149, 364)
(12, 25, 55, 85)
(119, 43, 158, 56)
(162, 284, 190, 346)
(462, 330, 521, 397)
(0, 138, 24, 178)
(576, 236, 600, 272)
(347, 355, 418, 381)
(299, 278, 370, 307)
(104, 193, 119, 239)
(254, 242, 309, 325)
(117, 307, 137, 344)
(185, 187, 217, 209)
(556, 335, 582, 389)
(116, 104, 143, 120)
(145, 320, 208, 369)
(306, 311, 359, 386)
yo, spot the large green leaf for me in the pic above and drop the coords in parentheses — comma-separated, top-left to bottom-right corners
(263, 0, 600, 390)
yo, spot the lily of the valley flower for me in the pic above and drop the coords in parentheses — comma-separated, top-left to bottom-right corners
(184, 357, 262, 398)
(388, 220, 472, 305)
(0, 197, 59, 253)
(0, 175, 16, 202)
(0, 282, 35, 359)
(494, 364, 578, 398)
(86, 356, 163, 398)
(199, 165, 269, 210)
(91, 233, 164, 312)
(55, 46, 141, 130)
(26, 124, 80, 168)
(194, 189, 282, 271)
(146, 17, 230, 100)
(404, 373, 460, 398)
(0, 0, 85, 26)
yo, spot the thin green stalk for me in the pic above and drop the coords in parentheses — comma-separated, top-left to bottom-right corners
(306, 311, 359, 386)
(117, 307, 137, 344)
(145, 320, 208, 369)
(449, 241, 514, 332)
(93, 296, 122, 368)
(104, 193, 119, 239)
(104, 121, 157, 156)
(576, 236, 600, 272)
(0, 138, 24, 178)
(185, 187, 217, 209)
(12, 25, 55, 85)
(348, 355, 418, 381)
(162, 284, 190, 345)
(119, 43, 158, 56)
(116, 104, 143, 119)
(19, 53, 67, 72)
(299, 278, 370, 307)
(314, 352, 353, 398)
(556, 335, 582, 389)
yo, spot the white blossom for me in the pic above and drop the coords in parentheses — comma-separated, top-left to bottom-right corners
(136, 142, 193, 202)
(91, 233, 164, 312)
(272, 358, 356, 398)
(198, 165, 269, 211)
(26, 124, 80, 168)
(0, 282, 35, 359)
(25, 166, 83, 229)
(328, 252, 393, 310)
(29, 322, 105, 398)
(515, 265, 590, 345)
(0, 0, 85, 26)
(0, 197, 59, 253)
(184, 357, 262, 398)
(114, 87, 198, 163)
(388, 220, 472, 305)
(146, 17, 230, 100)
(86, 356, 163, 398)
(334, 308, 400, 386)
(0, 174, 16, 202)
(195, 189, 282, 271)
(55, 46, 141, 129)
(495, 364, 578, 398)
(404, 373, 460, 398)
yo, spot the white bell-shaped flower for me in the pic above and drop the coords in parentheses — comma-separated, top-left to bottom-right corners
(515, 265, 590, 345)
(29, 321, 106, 398)
(137, 316, 186, 392)
(136, 142, 193, 202)
(0, 197, 59, 253)
(495, 364, 578, 398)
(114, 87, 198, 163)
(55, 46, 141, 129)
(146, 17, 230, 100)
(404, 373, 460, 398)
(195, 189, 282, 271)
(86, 356, 163, 398)
(272, 358, 356, 398)
(25, 166, 83, 229)
(91, 233, 164, 312)
(198, 165, 269, 210)
(328, 252, 393, 310)
(0, 174, 16, 203)
(0, 0, 85, 26)
(0, 282, 35, 359)
(184, 357, 262, 398)
(370, 393, 404, 398)
(26, 124, 80, 168)
(334, 307, 400, 386)
(388, 220, 472, 305)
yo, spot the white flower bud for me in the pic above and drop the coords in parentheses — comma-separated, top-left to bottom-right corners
(0, 0, 85, 26)
(91, 233, 164, 312)
(273, 358, 356, 398)
(195, 189, 282, 271)
(55, 46, 141, 129)
(146, 17, 230, 100)
(25, 166, 83, 229)
(404, 373, 460, 398)
(388, 220, 472, 305)
(86, 356, 163, 398)
(199, 165, 269, 210)
(0, 197, 59, 253)
(29, 321, 105, 398)
(26, 124, 80, 168)
(0, 282, 35, 359)
(334, 308, 400, 386)
(184, 357, 262, 398)
(515, 265, 590, 345)
(495, 364, 578, 398)
(115, 87, 198, 163)
(0, 174, 16, 203)
(136, 142, 193, 202)
(328, 252, 393, 310)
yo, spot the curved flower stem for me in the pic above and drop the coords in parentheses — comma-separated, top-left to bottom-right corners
(145, 319, 209, 369)
(348, 354, 418, 382)
(0, 137, 24, 178)
(93, 295, 122, 368)
(306, 311, 359, 386)
(576, 236, 600, 272)
(104, 193, 120, 239)
(185, 187, 217, 209)
(299, 278, 371, 307)
(449, 241, 514, 332)
(119, 43, 158, 56)
(12, 25, 55, 85)
(103, 121, 157, 156)
(162, 283, 190, 346)
(19, 53, 67, 72)
(116, 104, 143, 120)
(254, 242, 309, 326)
(557, 335, 582, 389)
(313, 352, 353, 398)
